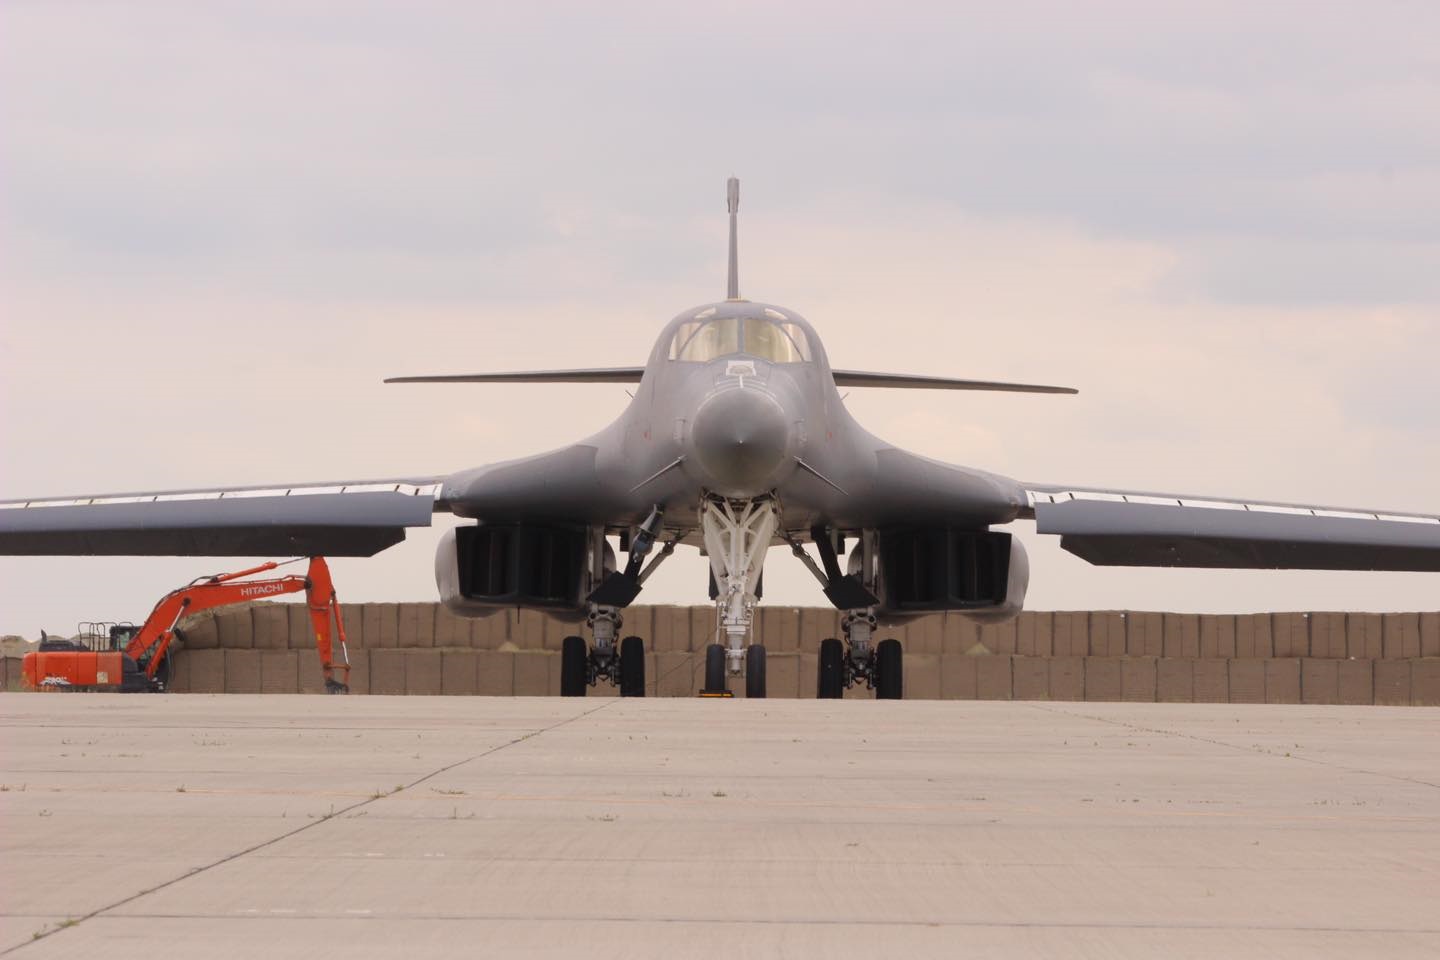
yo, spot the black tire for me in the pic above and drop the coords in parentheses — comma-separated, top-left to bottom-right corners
(874, 638, 903, 700)
(619, 635, 645, 697)
(745, 644, 767, 699)
(561, 635, 588, 697)
(704, 643, 727, 694)
(817, 638, 844, 699)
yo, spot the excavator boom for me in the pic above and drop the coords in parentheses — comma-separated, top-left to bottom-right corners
(299, 556, 351, 693)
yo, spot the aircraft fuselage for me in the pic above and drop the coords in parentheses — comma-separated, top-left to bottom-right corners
(444, 298, 1025, 538)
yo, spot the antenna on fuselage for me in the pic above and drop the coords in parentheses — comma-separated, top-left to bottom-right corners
(726, 176, 740, 300)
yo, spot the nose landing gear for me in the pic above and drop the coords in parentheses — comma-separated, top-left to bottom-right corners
(700, 641, 767, 698)
(697, 495, 778, 698)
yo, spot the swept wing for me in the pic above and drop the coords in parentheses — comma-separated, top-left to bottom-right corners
(1024, 484, 1440, 571)
(831, 371, 1076, 394)
(0, 479, 445, 556)
(384, 368, 646, 385)
(385, 367, 1077, 394)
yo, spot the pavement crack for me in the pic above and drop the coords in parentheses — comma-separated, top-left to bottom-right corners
(1, 701, 616, 956)
(1025, 703, 1440, 790)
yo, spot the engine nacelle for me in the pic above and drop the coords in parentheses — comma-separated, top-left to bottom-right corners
(857, 528, 1029, 624)
(435, 522, 614, 621)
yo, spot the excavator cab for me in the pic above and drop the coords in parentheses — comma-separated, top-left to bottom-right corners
(82, 623, 166, 691)
(108, 623, 142, 650)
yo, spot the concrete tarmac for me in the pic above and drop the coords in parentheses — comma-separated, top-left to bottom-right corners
(1, 695, 1437, 959)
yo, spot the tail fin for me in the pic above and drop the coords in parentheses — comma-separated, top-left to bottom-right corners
(726, 176, 740, 300)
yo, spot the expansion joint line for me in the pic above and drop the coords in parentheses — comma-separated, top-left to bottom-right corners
(2, 700, 618, 956)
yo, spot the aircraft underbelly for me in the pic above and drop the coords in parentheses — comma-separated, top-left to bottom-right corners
(779, 447, 1024, 530)
(445, 443, 643, 524)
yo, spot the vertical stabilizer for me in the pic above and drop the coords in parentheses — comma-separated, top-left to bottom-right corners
(726, 177, 740, 300)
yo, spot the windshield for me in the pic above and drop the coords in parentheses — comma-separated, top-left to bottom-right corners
(669, 316, 811, 363)
(671, 318, 741, 362)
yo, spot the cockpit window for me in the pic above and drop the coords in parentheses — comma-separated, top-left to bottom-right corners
(669, 316, 811, 363)
(668, 321, 703, 359)
(780, 323, 812, 360)
(670, 317, 740, 361)
(744, 319, 810, 362)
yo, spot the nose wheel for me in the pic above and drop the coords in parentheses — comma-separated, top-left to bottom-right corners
(745, 644, 767, 698)
(703, 644, 727, 695)
(701, 642, 767, 698)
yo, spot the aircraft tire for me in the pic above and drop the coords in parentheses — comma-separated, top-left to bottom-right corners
(874, 639, 903, 700)
(619, 635, 646, 697)
(817, 638, 844, 699)
(561, 635, 588, 697)
(704, 643, 727, 694)
(745, 644, 767, 699)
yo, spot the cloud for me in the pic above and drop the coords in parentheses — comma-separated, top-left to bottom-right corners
(2, 1, 1438, 630)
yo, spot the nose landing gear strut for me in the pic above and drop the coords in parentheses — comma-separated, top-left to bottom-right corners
(698, 495, 778, 697)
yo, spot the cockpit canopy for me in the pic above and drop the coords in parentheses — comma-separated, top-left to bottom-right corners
(668, 307, 813, 364)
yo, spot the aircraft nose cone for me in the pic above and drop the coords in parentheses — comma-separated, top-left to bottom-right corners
(689, 387, 792, 496)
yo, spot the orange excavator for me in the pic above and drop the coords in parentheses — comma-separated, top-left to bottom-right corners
(22, 557, 352, 694)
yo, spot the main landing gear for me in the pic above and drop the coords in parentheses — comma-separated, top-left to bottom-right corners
(562, 510, 680, 698)
(786, 525, 903, 700)
(560, 606, 646, 697)
(815, 612, 903, 700)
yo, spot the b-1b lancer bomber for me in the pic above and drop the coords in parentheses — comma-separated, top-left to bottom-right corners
(5, 179, 1440, 699)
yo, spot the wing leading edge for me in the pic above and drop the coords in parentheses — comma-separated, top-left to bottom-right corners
(1025, 485, 1440, 571)
(0, 480, 445, 557)
(384, 368, 646, 385)
(384, 367, 1077, 394)
(831, 371, 1077, 394)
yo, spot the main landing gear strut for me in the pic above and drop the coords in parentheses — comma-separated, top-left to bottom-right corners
(815, 611, 903, 700)
(791, 527, 903, 700)
(560, 606, 646, 698)
(561, 511, 674, 698)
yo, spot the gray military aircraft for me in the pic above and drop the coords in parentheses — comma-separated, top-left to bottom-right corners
(5, 179, 1440, 699)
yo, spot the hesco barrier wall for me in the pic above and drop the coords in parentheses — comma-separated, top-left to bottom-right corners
(4, 604, 1438, 703)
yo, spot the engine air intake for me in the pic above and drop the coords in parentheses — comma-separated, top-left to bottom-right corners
(880, 529, 1016, 611)
(454, 522, 588, 609)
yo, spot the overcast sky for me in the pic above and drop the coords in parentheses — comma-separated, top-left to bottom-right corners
(2, 1, 1438, 636)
